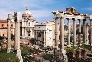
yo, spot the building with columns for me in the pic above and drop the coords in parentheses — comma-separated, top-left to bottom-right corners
(34, 23, 54, 47)
(41, 21, 60, 43)
(52, 7, 92, 50)
(20, 7, 38, 39)
(34, 21, 74, 47)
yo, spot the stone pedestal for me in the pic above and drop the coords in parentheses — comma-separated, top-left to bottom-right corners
(16, 49, 23, 62)
(61, 49, 68, 62)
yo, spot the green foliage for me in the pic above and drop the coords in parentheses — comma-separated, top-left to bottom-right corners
(21, 47, 32, 56)
(21, 47, 32, 62)
(0, 49, 7, 53)
(80, 45, 92, 50)
(0, 53, 19, 62)
(43, 54, 53, 60)
(64, 46, 74, 52)
(64, 46, 80, 52)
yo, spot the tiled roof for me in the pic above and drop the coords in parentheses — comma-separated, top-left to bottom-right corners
(0, 20, 14, 23)
(0, 20, 7, 23)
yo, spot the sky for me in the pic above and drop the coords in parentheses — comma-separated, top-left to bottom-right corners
(0, 0, 92, 23)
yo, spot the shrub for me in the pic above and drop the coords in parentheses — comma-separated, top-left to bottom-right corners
(43, 54, 53, 60)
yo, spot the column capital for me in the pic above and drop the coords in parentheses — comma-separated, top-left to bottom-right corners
(72, 18, 77, 20)
(77, 19, 83, 21)
(89, 14, 92, 20)
(60, 17, 64, 19)
(14, 12, 20, 22)
(83, 19, 86, 21)
(8, 14, 13, 20)
(89, 19, 92, 21)
(66, 18, 71, 20)
(55, 17, 59, 19)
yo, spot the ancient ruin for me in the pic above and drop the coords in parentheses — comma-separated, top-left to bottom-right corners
(52, 7, 92, 62)
(7, 12, 23, 62)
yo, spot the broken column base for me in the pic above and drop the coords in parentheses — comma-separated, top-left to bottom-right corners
(74, 45, 77, 46)
(61, 49, 68, 62)
(7, 48, 11, 53)
(67, 45, 71, 47)
(16, 49, 23, 62)
(85, 41, 90, 45)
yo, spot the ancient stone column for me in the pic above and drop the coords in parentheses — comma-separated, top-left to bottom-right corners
(14, 12, 23, 62)
(24, 28, 26, 37)
(60, 17, 68, 62)
(86, 23, 89, 45)
(40, 31, 43, 41)
(60, 17, 64, 50)
(34, 30, 36, 39)
(7, 14, 12, 53)
(44, 31, 46, 47)
(66, 18, 70, 46)
(83, 19, 86, 44)
(72, 18, 76, 46)
(35, 30, 37, 39)
(78, 19, 81, 46)
(22, 28, 24, 37)
(24, 28, 25, 36)
(15, 21, 18, 50)
(55, 17, 59, 49)
(89, 19, 92, 46)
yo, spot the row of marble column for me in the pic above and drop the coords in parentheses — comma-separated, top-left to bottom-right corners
(55, 17, 92, 50)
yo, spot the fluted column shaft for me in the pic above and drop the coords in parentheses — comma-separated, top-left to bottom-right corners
(73, 18, 76, 46)
(7, 14, 12, 53)
(35, 31, 37, 40)
(34, 30, 36, 39)
(83, 19, 86, 44)
(90, 19, 92, 46)
(60, 17, 64, 50)
(55, 18, 59, 49)
(17, 17, 20, 49)
(67, 18, 70, 46)
(15, 22, 18, 49)
(78, 19, 81, 46)
(44, 31, 46, 47)
(14, 12, 23, 62)
(86, 24, 89, 44)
